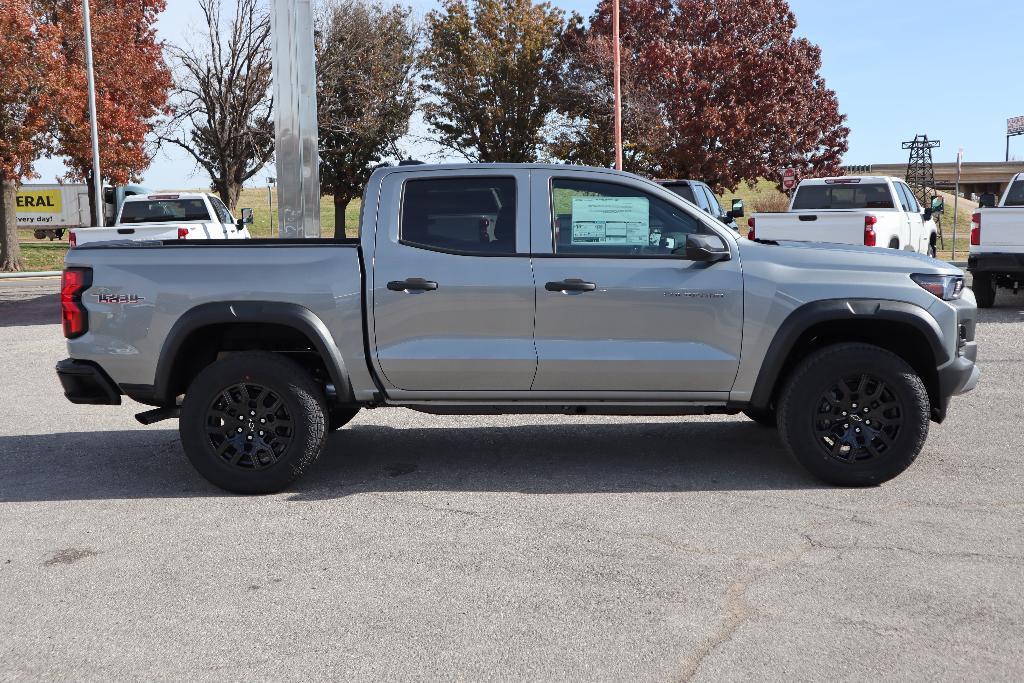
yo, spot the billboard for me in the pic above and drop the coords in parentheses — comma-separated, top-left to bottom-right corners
(1009, 116, 1024, 135)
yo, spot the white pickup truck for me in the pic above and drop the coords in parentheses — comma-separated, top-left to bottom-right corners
(70, 192, 252, 246)
(748, 176, 941, 256)
(967, 172, 1024, 307)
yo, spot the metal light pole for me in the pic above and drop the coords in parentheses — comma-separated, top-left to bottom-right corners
(82, 0, 104, 227)
(612, 0, 623, 171)
(951, 148, 962, 260)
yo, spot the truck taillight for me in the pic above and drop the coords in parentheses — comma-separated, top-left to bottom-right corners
(970, 212, 981, 246)
(69, 231, 77, 247)
(61, 267, 92, 339)
(177, 228, 189, 239)
(747, 217, 756, 240)
(864, 215, 877, 247)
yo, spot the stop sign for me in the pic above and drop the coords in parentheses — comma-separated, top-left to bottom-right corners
(782, 167, 797, 190)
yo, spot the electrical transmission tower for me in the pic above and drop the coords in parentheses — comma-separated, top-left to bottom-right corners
(903, 134, 941, 244)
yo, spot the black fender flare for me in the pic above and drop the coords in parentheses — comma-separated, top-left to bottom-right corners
(151, 301, 352, 405)
(748, 298, 947, 409)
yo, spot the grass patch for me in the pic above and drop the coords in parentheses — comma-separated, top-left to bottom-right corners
(17, 243, 68, 272)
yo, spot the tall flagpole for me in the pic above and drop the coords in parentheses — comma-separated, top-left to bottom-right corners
(82, 0, 104, 227)
(612, 0, 623, 171)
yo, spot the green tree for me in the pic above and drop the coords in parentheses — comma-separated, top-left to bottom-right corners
(316, 0, 419, 237)
(420, 0, 563, 162)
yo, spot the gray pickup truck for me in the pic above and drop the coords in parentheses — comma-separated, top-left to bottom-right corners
(57, 163, 979, 493)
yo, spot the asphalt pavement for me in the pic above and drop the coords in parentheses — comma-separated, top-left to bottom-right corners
(1, 277, 1022, 680)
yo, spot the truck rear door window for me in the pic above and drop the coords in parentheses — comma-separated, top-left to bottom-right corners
(400, 177, 516, 254)
(1005, 181, 1024, 207)
(791, 183, 895, 210)
(551, 178, 705, 256)
(119, 199, 211, 224)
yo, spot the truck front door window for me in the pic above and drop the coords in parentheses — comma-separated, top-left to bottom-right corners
(401, 177, 517, 254)
(551, 179, 705, 256)
(209, 196, 233, 224)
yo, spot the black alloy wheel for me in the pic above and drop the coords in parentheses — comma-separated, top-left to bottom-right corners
(812, 374, 903, 463)
(205, 383, 294, 470)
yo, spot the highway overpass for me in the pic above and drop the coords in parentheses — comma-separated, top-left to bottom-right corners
(843, 161, 1024, 198)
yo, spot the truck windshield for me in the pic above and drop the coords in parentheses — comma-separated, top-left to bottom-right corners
(119, 199, 211, 224)
(792, 183, 895, 210)
(1005, 181, 1024, 207)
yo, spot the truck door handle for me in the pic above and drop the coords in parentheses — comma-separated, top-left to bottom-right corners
(545, 279, 596, 292)
(798, 215, 817, 222)
(387, 278, 438, 292)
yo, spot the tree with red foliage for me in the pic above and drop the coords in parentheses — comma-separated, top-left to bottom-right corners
(552, 0, 849, 191)
(0, 1, 60, 271)
(39, 0, 171, 224)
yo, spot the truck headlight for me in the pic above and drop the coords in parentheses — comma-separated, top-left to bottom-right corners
(910, 273, 964, 301)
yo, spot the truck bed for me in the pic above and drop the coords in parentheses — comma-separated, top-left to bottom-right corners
(63, 240, 367, 394)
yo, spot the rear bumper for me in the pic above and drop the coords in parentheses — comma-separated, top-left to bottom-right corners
(967, 252, 1024, 276)
(56, 359, 122, 405)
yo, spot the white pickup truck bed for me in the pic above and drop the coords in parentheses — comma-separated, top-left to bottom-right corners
(71, 192, 251, 246)
(967, 172, 1024, 307)
(749, 176, 938, 256)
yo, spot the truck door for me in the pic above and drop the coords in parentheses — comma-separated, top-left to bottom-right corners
(894, 182, 922, 250)
(370, 169, 537, 393)
(529, 170, 744, 395)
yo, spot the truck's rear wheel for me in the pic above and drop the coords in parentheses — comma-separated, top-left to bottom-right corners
(777, 343, 929, 486)
(179, 351, 327, 494)
(971, 273, 996, 308)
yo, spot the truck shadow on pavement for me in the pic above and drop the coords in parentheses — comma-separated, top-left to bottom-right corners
(0, 294, 59, 327)
(0, 419, 821, 502)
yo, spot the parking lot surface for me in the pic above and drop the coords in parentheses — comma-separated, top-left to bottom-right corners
(1, 278, 1022, 680)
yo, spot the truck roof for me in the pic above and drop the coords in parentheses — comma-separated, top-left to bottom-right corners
(124, 192, 210, 202)
(797, 176, 900, 185)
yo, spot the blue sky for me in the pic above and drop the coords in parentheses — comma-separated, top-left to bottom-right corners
(35, 0, 1024, 189)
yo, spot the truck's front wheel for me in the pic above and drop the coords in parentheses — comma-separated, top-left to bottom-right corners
(777, 343, 930, 486)
(179, 351, 327, 494)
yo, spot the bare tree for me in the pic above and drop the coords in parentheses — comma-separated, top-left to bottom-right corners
(163, 0, 274, 210)
(316, 0, 419, 237)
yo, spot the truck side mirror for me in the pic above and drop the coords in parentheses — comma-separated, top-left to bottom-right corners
(727, 198, 744, 219)
(979, 193, 997, 208)
(240, 207, 254, 224)
(930, 196, 944, 214)
(683, 233, 730, 263)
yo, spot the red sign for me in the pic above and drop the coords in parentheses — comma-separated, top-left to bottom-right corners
(782, 167, 797, 190)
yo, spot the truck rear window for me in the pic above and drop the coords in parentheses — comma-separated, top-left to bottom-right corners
(660, 183, 696, 203)
(401, 177, 516, 254)
(119, 199, 211, 224)
(791, 183, 895, 210)
(1005, 181, 1024, 207)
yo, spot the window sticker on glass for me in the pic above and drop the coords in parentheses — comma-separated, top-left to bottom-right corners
(570, 196, 649, 245)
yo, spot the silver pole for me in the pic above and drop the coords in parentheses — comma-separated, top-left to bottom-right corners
(82, 0, 104, 227)
(270, 0, 320, 238)
(951, 149, 962, 260)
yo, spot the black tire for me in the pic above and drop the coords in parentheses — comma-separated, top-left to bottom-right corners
(179, 351, 327, 494)
(972, 273, 996, 308)
(777, 343, 930, 486)
(328, 405, 360, 432)
(742, 407, 777, 428)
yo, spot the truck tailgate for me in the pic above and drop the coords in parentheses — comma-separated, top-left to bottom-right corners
(976, 208, 1024, 252)
(753, 211, 871, 245)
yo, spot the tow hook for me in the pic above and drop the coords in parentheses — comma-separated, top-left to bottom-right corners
(135, 406, 181, 425)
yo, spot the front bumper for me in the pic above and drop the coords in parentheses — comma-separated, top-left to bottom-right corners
(56, 359, 122, 405)
(931, 300, 979, 421)
(967, 252, 1024, 277)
